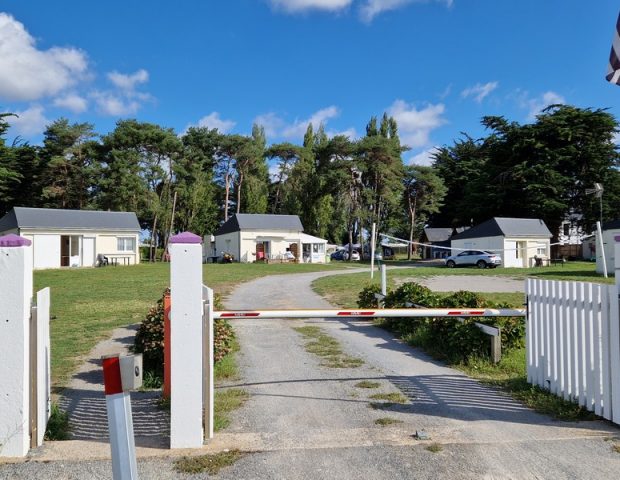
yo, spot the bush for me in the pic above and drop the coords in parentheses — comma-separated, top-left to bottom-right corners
(357, 284, 385, 308)
(357, 282, 525, 363)
(133, 289, 235, 378)
(382, 282, 441, 335)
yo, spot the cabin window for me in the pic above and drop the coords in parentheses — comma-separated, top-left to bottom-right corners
(117, 237, 135, 252)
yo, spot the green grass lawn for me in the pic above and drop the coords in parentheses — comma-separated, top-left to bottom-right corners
(313, 261, 611, 308)
(34, 262, 349, 388)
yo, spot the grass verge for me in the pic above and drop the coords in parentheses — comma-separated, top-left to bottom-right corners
(214, 389, 249, 431)
(174, 450, 245, 475)
(369, 392, 408, 403)
(375, 417, 403, 426)
(293, 326, 363, 368)
(458, 349, 596, 421)
(44, 403, 70, 440)
(355, 380, 381, 389)
(426, 443, 443, 453)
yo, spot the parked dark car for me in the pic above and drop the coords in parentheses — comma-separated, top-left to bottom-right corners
(330, 249, 360, 261)
(444, 250, 501, 269)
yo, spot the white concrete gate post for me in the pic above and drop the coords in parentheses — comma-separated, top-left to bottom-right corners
(169, 232, 204, 448)
(0, 234, 33, 457)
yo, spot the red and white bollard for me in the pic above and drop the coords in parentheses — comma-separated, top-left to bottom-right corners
(102, 354, 142, 480)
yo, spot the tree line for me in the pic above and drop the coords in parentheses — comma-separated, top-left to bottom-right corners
(0, 104, 618, 260)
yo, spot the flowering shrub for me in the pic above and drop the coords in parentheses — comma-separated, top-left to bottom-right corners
(134, 288, 235, 375)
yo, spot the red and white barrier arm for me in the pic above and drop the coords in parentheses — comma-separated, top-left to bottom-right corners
(214, 308, 525, 319)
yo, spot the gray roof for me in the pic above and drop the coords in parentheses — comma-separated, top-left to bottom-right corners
(451, 217, 552, 241)
(603, 219, 620, 230)
(423, 228, 454, 243)
(0, 207, 140, 232)
(215, 214, 303, 236)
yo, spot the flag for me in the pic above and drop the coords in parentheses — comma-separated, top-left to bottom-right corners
(607, 12, 620, 84)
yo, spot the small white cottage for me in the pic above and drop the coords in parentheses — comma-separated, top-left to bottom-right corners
(0, 207, 141, 269)
(596, 220, 620, 274)
(210, 213, 327, 263)
(450, 217, 552, 268)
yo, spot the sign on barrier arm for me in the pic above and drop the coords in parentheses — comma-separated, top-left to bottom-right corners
(214, 308, 525, 319)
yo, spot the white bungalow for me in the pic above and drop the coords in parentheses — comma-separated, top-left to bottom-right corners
(210, 213, 327, 263)
(596, 220, 620, 274)
(450, 217, 552, 268)
(0, 207, 141, 269)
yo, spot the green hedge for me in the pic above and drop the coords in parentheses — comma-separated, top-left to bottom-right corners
(357, 282, 524, 363)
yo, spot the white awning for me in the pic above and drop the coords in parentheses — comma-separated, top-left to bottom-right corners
(299, 233, 328, 244)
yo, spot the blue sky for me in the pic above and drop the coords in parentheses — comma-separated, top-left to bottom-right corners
(1, 1, 619, 165)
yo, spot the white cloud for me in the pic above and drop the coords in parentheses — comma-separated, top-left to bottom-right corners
(409, 146, 439, 166)
(282, 106, 340, 139)
(328, 127, 358, 139)
(268, 161, 281, 181)
(461, 81, 498, 103)
(53, 93, 88, 113)
(515, 90, 566, 120)
(181, 112, 237, 136)
(6, 105, 49, 137)
(387, 100, 446, 148)
(107, 69, 149, 91)
(92, 91, 140, 116)
(92, 68, 152, 117)
(0, 13, 89, 102)
(438, 84, 452, 100)
(359, 0, 452, 23)
(192, 112, 237, 133)
(253, 112, 286, 138)
(613, 131, 620, 145)
(269, 0, 352, 13)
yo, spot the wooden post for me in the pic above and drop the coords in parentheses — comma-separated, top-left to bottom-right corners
(0, 234, 33, 457)
(169, 232, 203, 449)
(490, 328, 502, 364)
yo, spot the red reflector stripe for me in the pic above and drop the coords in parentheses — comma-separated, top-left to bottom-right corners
(102, 356, 123, 395)
(470, 311, 484, 315)
(448, 310, 484, 316)
(448, 311, 462, 315)
(337, 311, 375, 316)
(220, 312, 260, 317)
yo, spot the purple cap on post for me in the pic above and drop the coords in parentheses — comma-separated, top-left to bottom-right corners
(0, 233, 32, 247)
(169, 231, 202, 244)
(615, 235, 620, 242)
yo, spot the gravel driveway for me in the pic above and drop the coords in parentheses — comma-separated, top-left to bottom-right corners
(2, 269, 619, 479)
(215, 270, 620, 479)
(416, 274, 525, 292)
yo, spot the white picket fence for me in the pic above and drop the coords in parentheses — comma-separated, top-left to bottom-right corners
(526, 278, 620, 423)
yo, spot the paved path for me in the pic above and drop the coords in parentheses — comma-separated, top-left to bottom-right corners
(56, 324, 169, 448)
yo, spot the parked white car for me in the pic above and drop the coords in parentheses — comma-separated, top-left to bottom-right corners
(444, 250, 501, 269)
(344, 250, 360, 261)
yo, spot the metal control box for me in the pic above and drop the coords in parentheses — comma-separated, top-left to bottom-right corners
(119, 354, 143, 391)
